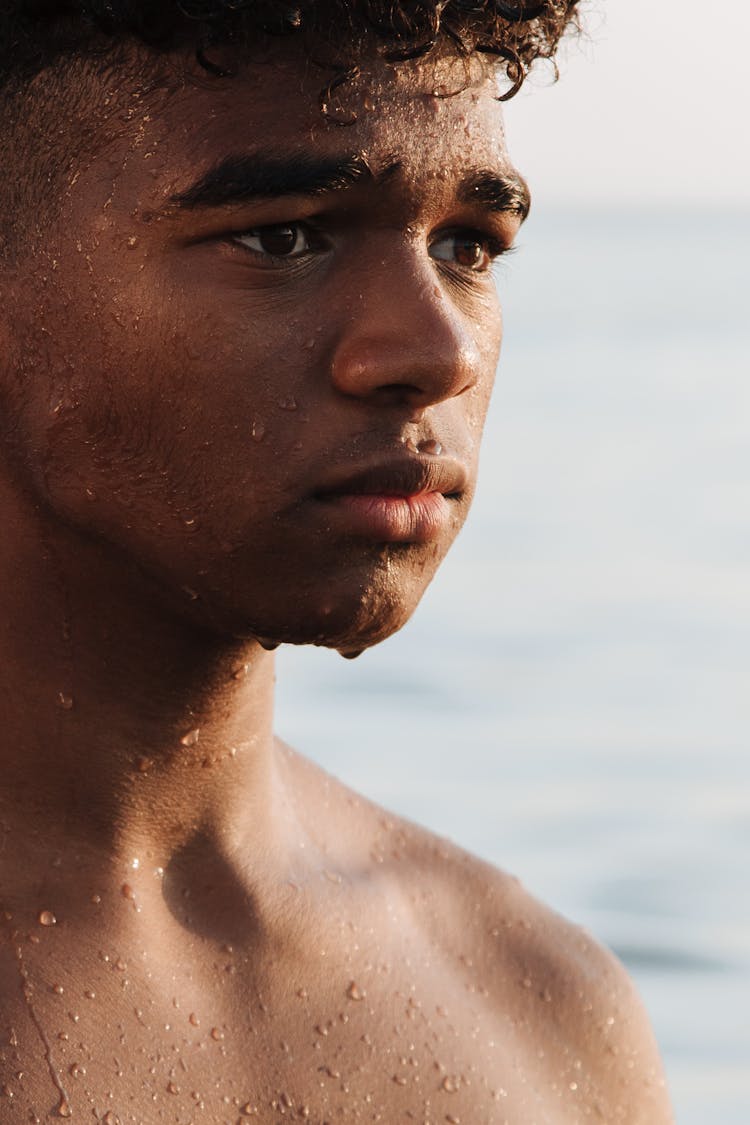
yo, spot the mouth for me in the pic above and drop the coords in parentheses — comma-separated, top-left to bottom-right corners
(310, 456, 468, 544)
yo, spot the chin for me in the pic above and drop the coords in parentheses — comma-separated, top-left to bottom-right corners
(206, 543, 438, 652)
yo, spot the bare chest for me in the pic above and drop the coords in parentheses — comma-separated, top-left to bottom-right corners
(0, 948, 568, 1125)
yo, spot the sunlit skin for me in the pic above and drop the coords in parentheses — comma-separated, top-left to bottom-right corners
(0, 40, 673, 1124)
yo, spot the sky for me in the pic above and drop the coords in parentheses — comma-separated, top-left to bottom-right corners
(504, 0, 750, 207)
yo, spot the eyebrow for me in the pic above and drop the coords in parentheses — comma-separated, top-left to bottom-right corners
(170, 152, 396, 208)
(170, 151, 530, 220)
(458, 170, 531, 220)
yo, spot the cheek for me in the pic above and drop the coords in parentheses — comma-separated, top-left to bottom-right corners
(39, 263, 308, 486)
(13, 303, 253, 561)
(469, 300, 503, 422)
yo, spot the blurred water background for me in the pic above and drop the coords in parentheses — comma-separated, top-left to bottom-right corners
(276, 206, 750, 1124)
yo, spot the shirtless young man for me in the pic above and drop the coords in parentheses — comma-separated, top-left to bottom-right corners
(0, 3, 672, 1123)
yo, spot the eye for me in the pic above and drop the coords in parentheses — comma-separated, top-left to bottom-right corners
(232, 223, 313, 258)
(429, 231, 502, 273)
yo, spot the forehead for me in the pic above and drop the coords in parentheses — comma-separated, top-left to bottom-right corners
(193, 49, 504, 141)
(98, 44, 516, 209)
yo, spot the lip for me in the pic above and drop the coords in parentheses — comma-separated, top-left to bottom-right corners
(310, 455, 468, 543)
(312, 456, 469, 502)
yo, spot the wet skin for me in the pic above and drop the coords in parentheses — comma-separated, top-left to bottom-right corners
(0, 42, 672, 1124)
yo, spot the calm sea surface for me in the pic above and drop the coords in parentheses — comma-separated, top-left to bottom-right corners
(276, 207, 750, 1124)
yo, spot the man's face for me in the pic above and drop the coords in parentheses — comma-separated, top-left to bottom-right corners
(4, 43, 526, 651)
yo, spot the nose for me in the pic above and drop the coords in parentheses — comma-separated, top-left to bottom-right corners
(329, 254, 486, 410)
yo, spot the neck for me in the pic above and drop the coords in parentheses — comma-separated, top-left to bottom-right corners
(0, 474, 281, 875)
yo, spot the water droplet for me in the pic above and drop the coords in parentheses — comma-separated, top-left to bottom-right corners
(137, 757, 153, 773)
(277, 395, 297, 411)
(84, 990, 96, 1000)
(257, 637, 280, 652)
(180, 728, 200, 747)
(57, 693, 73, 711)
(57, 1096, 72, 1117)
(166, 1080, 179, 1094)
(240, 1104, 258, 1116)
(251, 417, 266, 442)
(188, 1013, 200, 1027)
(120, 883, 136, 900)
(346, 981, 365, 1002)
(182, 586, 199, 601)
(441, 1075, 460, 1093)
(338, 648, 365, 661)
(68, 1062, 85, 1078)
(210, 1027, 224, 1040)
(418, 438, 443, 456)
(38, 910, 57, 927)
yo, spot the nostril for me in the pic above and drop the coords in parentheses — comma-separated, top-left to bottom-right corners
(417, 439, 443, 456)
(330, 317, 480, 406)
(378, 383, 423, 403)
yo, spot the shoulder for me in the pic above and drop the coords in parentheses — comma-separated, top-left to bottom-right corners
(402, 828, 675, 1124)
(283, 750, 673, 1123)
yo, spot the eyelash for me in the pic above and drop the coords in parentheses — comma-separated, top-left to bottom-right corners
(229, 221, 510, 275)
(430, 230, 507, 274)
(231, 223, 325, 261)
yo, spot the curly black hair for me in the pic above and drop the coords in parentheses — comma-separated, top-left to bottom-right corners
(0, 0, 581, 98)
(0, 1, 580, 258)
